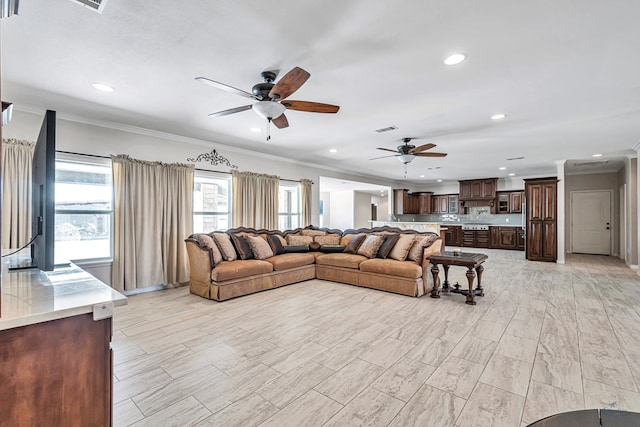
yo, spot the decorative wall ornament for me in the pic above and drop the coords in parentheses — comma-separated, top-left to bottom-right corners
(187, 148, 238, 169)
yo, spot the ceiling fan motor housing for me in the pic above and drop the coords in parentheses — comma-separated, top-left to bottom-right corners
(397, 144, 415, 154)
(252, 82, 274, 99)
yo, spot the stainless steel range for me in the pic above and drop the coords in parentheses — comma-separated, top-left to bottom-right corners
(462, 224, 490, 231)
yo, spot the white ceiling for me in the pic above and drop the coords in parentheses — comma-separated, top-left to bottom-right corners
(2, 1, 639, 184)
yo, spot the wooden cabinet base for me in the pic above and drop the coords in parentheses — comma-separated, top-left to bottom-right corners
(0, 313, 112, 427)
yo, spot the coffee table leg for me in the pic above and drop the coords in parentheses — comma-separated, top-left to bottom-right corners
(465, 267, 476, 305)
(430, 264, 440, 298)
(442, 264, 451, 292)
(474, 265, 484, 296)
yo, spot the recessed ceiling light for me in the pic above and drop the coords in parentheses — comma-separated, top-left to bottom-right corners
(250, 127, 261, 133)
(444, 53, 466, 65)
(491, 113, 506, 120)
(329, 148, 337, 153)
(592, 153, 603, 157)
(437, 179, 443, 182)
(419, 175, 425, 178)
(92, 83, 114, 92)
(499, 167, 506, 170)
(508, 173, 515, 176)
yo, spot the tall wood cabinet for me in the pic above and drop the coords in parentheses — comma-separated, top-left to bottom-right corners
(525, 178, 558, 262)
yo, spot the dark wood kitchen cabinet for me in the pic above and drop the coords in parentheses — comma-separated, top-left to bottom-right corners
(459, 178, 497, 201)
(525, 178, 558, 262)
(462, 229, 490, 248)
(431, 194, 459, 214)
(490, 226, 517, 250)
(497, 191, 524, 214)
(394, 190, 432, 214)
(443, 225, 462, 247)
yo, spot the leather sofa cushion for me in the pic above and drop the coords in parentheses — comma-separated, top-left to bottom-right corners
(316, 253, 367, 269)
(211, 260, 273, 282)
(359, 258, 422, 279)
(266, 253, 315, 271)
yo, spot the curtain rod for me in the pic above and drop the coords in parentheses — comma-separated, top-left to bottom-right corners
(56, 150, 306, 184)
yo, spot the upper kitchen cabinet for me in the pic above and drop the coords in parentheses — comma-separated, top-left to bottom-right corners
(459, 178, 497, 201)
(431, 194, 459, 214)
(393, 189, 432, 214)
(497, 191, 524, 214)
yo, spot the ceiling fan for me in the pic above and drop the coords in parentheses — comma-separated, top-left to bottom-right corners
(195, 67, 340, 140)
(371, 138, 448, 164)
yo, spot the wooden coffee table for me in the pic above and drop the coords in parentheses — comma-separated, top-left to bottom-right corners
(428, 251, 488, 305)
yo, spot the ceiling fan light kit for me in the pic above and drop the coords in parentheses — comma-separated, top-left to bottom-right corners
(398, 154, 415, 164)
(252, 100, 285, 120)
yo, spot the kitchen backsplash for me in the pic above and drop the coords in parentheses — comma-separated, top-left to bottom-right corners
(395, 212, 523, 225)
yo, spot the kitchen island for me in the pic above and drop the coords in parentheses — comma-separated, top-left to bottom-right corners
(369, 220, 441, 234)
(0, 254, 127, 427)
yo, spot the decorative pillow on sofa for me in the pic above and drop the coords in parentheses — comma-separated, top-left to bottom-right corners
(229, 233, 254, 260)
(356, 235, 385, 259)
(286, 235, 313, 246)
(376, 234, 400, 259)
(192, 234, 224, 266)
(266, 234, 286, 255)
(340, 234, 360, 246)
(300, 229, 327, 237)
(387, 234, 415, 261)
(344, 234, 366, 254)
(309, 241, 321, 251)
(245, 235, 274, 260)
(320, 244, 346, 253)
(212, 232, 237, 262)
(406, 234, 440, 263)
(314, 234, 341, 245)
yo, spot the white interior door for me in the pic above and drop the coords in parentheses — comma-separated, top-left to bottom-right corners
(571, 190, 612, 255)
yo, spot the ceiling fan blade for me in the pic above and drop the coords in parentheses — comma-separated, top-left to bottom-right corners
(415, 152, 448, 157)
(281, 100, 340, 113)
(369, 154, 399, 160)
(376, 147, 399, 153)
(410, 143, 436, 154)
(195, 77, 258, 100)
(208, 105, 253, 117)
(269, 67, 310, 100)
(272, 114, 289, 129)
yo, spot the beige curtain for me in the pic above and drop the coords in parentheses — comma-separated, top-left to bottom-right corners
(232, 170, 279, 229)
(111, 155, 194, 292)
(301, 179, 313, 227)
(2, 139, 34, 249)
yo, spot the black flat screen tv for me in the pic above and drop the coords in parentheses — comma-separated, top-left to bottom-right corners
(8, 110, 56, 271)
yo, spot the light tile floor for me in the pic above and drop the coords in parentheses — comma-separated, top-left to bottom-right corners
(112, 249, 640, 426)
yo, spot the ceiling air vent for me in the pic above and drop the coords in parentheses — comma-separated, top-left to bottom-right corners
(70, 0, 108, 13)
(572, 160, 609, 167)
(374, 126, 398, 133)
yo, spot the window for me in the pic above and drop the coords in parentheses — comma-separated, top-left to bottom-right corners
(55, 157, 113, 262)
(193, 172, 231, 233)
(279, 182, 301, 230)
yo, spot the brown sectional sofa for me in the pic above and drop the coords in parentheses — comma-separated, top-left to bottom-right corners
(185, 226, 443, 301)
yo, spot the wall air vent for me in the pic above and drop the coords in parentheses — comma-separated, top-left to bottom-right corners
(374, 126, 398, 133)
(572, 160, 609, 167)
(506, 156, 525, 161)
(70, 0, 108, 13)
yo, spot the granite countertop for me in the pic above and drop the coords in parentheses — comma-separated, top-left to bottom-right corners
(1, 255, 127, 330)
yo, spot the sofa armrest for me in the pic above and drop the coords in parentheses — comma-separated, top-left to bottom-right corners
(421, 239, 443, 290)
(185, 240, 214, 285)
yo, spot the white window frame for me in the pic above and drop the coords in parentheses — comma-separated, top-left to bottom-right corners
(54, 153, 114, 262)
(193, 170, 232, 233)
(279, 181, 301, 231)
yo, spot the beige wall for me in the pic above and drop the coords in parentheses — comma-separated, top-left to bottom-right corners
(630, 157, 638, 266)
(564, 172, 620, 255)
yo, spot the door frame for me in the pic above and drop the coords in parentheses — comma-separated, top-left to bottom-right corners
(569, 189, 614, 255)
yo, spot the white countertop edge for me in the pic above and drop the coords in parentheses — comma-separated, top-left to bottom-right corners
(0, 295, 127, 331)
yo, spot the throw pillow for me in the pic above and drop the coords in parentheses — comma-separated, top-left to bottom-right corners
(229, 233, 254, 260)
(314, 234, 341, 245)
(387, 234, 415, 261)
(340, 234, 359, 246)
(406, 234, 440, 263)
(196, 234, 223, 266)
(343, 234, 366, 254)
(245, 235, 274, 260)
(212, 232, 237, 262)
(300, 229, 327, 237)
(286, 235, 313, 246)
(356, 234, 385, 259)
(320, 244, 346, 253)
(266, 234, 286, 255)
(309, 241, 321, 251)
(376, 234, 400, 258)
